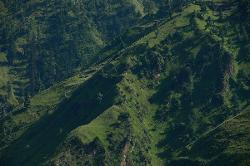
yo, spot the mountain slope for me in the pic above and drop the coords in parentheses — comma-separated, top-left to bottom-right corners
(0, 0, 250, 165)
(0, 0, 161, 106)
(180, 107, 250, 166)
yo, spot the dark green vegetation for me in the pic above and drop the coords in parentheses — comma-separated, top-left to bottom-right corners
(0, 0, 250, 165)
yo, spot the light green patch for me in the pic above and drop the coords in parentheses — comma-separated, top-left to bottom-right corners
(135, 4, 200, 47)
(0, 66, 8, 88)
(128, 0, 145, 16)
(0, 52, 7, 62)
(72, 105, 121, 146)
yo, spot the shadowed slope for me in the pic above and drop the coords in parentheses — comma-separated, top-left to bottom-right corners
(1, 73, 122, 166)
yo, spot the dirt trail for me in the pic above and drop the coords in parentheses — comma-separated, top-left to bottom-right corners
(120, 141, 130, 166)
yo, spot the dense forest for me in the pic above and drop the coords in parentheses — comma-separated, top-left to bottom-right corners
(0, 0, 249, 165)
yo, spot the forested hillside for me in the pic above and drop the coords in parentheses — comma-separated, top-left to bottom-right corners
(0, 0, 161, 105)
(0, 0, 250, 165)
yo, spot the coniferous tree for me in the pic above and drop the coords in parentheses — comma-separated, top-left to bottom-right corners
(166, 0, 173, 19)
(6, 37, 16, 65)
(238, 0, 248, 23)
(218, 8, 223, 21)
(23, 93, 30, 110)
